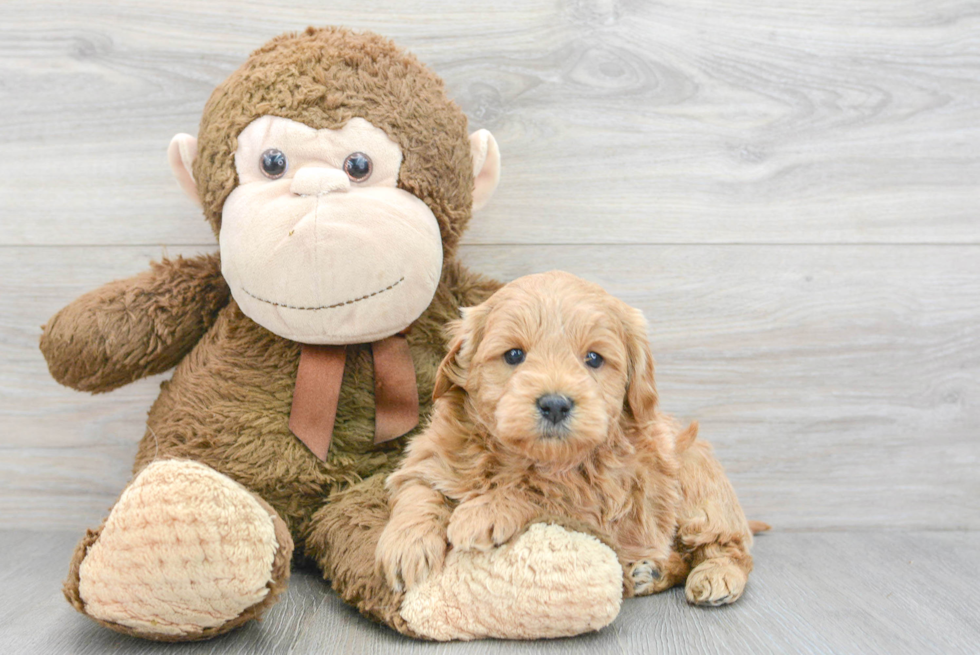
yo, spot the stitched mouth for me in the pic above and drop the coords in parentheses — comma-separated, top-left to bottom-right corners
(241, 276, 405, 311)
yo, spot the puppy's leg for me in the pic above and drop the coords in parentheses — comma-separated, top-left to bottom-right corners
(674, 438, 753, 606)
(447, 492, 538, 552)
(615, 443, 689, 598)
(376, 482, 452, 591)
(623, 552, 689, 597)
(617, 514, 684, 598)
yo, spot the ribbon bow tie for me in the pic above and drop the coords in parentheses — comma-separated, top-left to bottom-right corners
(288, 332, 419, 461)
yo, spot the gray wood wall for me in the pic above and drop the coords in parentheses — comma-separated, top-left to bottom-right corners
(1, 0, 977, 533)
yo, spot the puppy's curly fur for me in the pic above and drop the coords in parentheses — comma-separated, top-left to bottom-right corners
(377, 271, 756, 604)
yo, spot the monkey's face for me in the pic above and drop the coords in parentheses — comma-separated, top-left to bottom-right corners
(219, 116, 443, 344)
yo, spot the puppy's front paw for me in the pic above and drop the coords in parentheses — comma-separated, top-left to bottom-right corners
(447, 499, 525, 552)
(376, 520, 447, 592)
(628, 560, 663, 596)
(685, 558, 747, 606)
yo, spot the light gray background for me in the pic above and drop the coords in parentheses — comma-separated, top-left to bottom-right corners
(1, 1, 978, 653)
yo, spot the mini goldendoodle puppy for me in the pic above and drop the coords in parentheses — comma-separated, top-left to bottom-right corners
(377, 271, 759, 605)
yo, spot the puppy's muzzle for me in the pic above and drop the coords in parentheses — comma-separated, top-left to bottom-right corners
(537, 394, 574, 425)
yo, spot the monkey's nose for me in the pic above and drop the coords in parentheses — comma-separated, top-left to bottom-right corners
(290, 167, 350, 196)
(537, 394, 574, 425)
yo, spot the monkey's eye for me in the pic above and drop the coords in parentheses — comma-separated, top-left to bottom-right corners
(585, 351, 604, 369)
(260, 148, 287, 179)
(503, 348, 525, 365)
(343, 152, 373, 182)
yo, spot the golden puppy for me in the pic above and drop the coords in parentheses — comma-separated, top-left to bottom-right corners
(377, 271, 757, 605)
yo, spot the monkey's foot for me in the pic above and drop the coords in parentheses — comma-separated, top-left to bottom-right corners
(65, 459, 293, 641)
(685, 557, 747, 606)
(400, 523, 622, 640)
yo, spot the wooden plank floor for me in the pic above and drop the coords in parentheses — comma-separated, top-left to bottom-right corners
(2, 530, 978, 654)
(1, 0, 978, 652)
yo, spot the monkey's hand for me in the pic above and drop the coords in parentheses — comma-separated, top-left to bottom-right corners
(40, 252, 228, 393)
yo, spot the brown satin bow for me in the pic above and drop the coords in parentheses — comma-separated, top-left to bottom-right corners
(288, 332, 419, 461)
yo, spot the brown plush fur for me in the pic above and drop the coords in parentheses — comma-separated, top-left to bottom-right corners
(42, 253, 229, 393)
(40, 27, 501, 639)
(378, 272, 755, 603)
(305, 474, 419, 638)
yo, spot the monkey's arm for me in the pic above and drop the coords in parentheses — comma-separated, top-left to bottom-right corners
(40, 252, 229, 393)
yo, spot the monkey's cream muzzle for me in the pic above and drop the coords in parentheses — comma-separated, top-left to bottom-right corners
(290, 166, 351, 196)
(220, 116, 443, 345)
(221, 185, 441, 345)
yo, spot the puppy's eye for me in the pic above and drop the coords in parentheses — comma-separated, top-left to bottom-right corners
(503, 348, 525, 365)
(260, 148, 287, 179)
(343, 152, 373, 182)
(585, 351, 604, 369)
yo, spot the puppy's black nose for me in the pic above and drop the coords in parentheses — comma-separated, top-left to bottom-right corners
(537, 394, 574, 425)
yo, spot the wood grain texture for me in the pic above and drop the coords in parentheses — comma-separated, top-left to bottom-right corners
(3, 244, 977, 531)
(0, 0, 978, 246)
(1, 1, 979, 649)
(1, 530, 978, 654)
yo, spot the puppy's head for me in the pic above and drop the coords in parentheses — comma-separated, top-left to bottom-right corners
(434, 271, 658, 466)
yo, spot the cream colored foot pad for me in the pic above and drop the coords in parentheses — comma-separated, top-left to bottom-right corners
(401, 523, 623, 641)
(78, 459, 279, 637)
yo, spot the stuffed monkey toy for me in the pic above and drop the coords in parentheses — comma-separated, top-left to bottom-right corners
(40, 27, 627, 641)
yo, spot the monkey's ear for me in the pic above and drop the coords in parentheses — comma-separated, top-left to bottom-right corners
(168, 133, 201, 207)
(469, 130, 500, 212)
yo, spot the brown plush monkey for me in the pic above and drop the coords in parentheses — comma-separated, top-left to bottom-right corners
(40, 27, 628, 641)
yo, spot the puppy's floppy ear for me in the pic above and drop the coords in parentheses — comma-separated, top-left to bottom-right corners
(622, 305, 659, 426)
(433, 303, 490, 400)
(433, 321, 465, 400)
